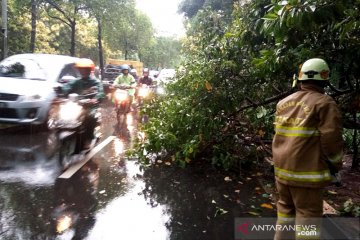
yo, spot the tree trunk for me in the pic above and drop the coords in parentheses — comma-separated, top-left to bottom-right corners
(125, 39, 128, 60)
(351, 79, 359, 169)
(70, 20, 76, 56)
(351, 124, 358, 169)
(96, 17, 104, 79)
(30, 0, 37, 52)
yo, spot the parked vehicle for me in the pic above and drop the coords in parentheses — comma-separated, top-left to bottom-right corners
(157, 68, 176, 85)
(106, 58, 143, 77)
(0, 53, 80, 128)
(101, 65, 122, 95)
(47, 92, 101, 168)
(149, 70, 159, 79)
(102, 64, 122, 82)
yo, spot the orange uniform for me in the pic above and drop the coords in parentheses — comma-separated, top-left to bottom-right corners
(272, 83, 344, 239)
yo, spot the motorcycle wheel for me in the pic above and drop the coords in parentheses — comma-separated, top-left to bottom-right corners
(116, 104, 128, 127)
(117, 112, 126, 127)
(137, 98, 143, 107)
(59, 136, 76, 168)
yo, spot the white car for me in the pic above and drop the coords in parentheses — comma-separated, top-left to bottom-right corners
(0, 53, 80, 127)
(149, 70, 159, 79)
(157, 68, 176, 85)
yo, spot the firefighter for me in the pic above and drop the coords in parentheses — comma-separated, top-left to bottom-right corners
(272, 58, 344, 239)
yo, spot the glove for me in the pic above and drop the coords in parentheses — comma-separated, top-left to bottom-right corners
(331, 172, 342, 187)
(54, 86, 63, 95)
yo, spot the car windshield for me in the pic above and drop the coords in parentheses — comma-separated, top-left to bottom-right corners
(0, 58, 46, 80)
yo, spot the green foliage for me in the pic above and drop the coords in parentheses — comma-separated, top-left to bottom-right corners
(136, 0, 360, 170)
(178, 0, 233, 18)
(7, 0, 32, 55)
(2, 0, 181, 68)
(141, 36, 182, 69)
(341, 199, 360, 217)
(136, 8, 274, 168)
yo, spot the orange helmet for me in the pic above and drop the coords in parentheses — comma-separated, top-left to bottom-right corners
(75, 58, 95, 70)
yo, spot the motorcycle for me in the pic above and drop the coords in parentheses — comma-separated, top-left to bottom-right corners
(112, 85, 134, 127)
(47, 91, 101, 168)
(136, 84, 156, 106)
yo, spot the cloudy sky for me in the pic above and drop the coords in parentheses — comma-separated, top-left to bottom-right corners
(135, 0, 186, 37)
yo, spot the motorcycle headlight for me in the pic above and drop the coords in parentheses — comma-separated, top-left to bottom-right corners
(114, 90, 129, 102)
(138, 87, 150, 98)
(59, 102, 83, 121)
(56, 215, 72, 233)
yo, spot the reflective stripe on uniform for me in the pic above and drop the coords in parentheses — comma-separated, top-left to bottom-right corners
(275, 167, 331, 182)
(275, 125, 320, 137)
(328, 150, 343, 163)
(277, 212, 295, 223)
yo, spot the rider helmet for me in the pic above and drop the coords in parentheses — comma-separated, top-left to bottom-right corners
(120, 64, 130, 71)
(75, 58, 95, 71)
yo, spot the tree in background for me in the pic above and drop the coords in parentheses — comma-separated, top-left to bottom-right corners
(179, 0, 233, 18)
(141, 36, 182, 69)
(2, 0, 182, 72)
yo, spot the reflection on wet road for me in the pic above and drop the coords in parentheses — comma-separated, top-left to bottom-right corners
(0, 131, 60, 186)
(0, 102, 275, 239)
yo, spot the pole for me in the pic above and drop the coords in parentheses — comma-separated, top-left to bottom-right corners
(1, 0, 8, 59)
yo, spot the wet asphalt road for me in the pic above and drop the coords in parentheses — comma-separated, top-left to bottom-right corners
(0, 101, 276, 240)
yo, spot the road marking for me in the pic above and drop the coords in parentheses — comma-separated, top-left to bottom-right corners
(58, 136, 116, 179)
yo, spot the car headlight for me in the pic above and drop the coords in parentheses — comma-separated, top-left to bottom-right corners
(59, 102, 83, 121)
(22, 94, 43, 101)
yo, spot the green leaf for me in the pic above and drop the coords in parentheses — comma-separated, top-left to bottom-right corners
(262, 13, 278, 21)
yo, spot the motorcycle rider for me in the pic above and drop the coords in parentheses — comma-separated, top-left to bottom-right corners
(61, 58, 105, 149)
(113, 64, 136, 104)
(138, 68, 153, 86)
(130, 68, 139, 82)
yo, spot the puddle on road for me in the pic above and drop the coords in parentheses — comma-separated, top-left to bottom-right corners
(0, 131, 60, 187)
(87, 160, 171, 240)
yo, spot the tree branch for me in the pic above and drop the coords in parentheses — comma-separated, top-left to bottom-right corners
(46, 11, 71, 27)
(43, 0, 72, 25)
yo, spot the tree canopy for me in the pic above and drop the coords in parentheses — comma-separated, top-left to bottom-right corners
(137, 0, 360, 169)
(1, 0, 181, 68)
